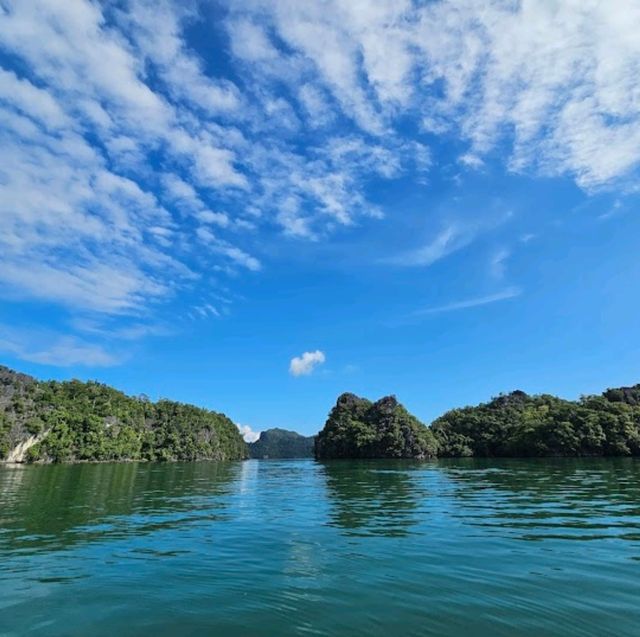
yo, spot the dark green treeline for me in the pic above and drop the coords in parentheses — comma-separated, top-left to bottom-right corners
(316, 385, 640, 459)
(0, 366, 246, 462)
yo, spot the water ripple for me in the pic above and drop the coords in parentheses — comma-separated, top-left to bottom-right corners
(0, 458, 639, 636)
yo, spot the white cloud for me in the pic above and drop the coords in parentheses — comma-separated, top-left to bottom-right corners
(238, 424, 261, 443)
(412, 287, 522, 316)
(459, 153, 484, 170)
(289, 350, 326, 376)
(2, 0, 638, 368)
(124, 0, 242, 115)
(0, 0, 263, 329)
(298, 84, 334, 127)
(227, 19, 280, 62)
(233, 0, 640, 189)
(1, 0, 424, 345)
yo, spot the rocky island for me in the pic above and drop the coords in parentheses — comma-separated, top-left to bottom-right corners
(2, 363, 640, 463)
(315, 393, 438, 459)
(0, 365, 246, 463)
(248, 428, 315, 458)
(315, 386, 640, 459)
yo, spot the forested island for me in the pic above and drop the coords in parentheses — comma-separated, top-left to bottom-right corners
(0, 366, 246, 463)
(431, 386, 640, 457)
(316, 386, 640, 459)
(248, 428, 315, 459)
(315, 393, 438, 459)
(2, 363, 640, 464)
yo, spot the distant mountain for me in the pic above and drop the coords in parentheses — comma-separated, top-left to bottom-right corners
(0, 365, 246, 463)
(315, 393, 438, 460)
(248, 428, 315, 458)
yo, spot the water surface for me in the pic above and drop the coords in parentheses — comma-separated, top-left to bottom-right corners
(1, 459, 639, 636)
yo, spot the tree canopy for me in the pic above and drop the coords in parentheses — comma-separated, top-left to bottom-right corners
(315, 393, 438, 459)
(316, 385, 640, 460)
(431, 387, 640, 457)
(0, 366, 246, 463)
(3, 362, 640, 463)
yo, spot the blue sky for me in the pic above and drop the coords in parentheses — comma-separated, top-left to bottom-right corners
(1, 0, 639, 440)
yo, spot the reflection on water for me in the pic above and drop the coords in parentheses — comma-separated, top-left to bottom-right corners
(439, 458, 640, 542)
(0, 461, 240, 552)
(1, 458, 640, 637)
(320, 460, 428, 536)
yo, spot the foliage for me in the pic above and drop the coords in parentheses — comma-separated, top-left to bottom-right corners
(248, 428, 315, 458)
(0, 366, 247, 463)
(432, 387, 640, 457)
(315, 393, 438, 459)
(3, 362, 640, 462)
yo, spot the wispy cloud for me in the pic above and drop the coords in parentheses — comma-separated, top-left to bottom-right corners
(597, 199, 626, 222)
(1, 0, 637, 368)
(386, 224, 475, 267)
(230, 0, 640, 189)
(489, 248, 510, 280)
(0, 324, 121, 367)
(412, 287, 522, 317)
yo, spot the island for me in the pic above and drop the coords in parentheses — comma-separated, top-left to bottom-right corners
(0, 365, 246, 463)
(315, 393, 438, 459)
(2, 363, 640, 463)
(248, 428, 315, 459)
(316, 386, 640, 459)
(431, 386, 640, 457)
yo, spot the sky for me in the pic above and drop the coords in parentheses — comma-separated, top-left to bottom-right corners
(1, 0, 639, 440)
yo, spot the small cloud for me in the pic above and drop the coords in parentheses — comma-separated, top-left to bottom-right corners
(459, 152, 484, 169)
(237, 424, 260, 443)
(289, 350, 326, 376)
(598, 199, 625, 221)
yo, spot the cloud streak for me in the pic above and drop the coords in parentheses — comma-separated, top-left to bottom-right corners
(386, 224, 474, 267)
(412, 287, 522, 317)
(0, 324, 121, 367)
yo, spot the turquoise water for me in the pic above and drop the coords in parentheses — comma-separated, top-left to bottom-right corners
(1, 459, 639, 636)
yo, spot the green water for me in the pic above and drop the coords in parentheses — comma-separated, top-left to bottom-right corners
(1, 459, 639, 636)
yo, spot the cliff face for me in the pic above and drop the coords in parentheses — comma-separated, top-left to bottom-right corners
(315, 393, 438, 460)
(248, 428, 315, 458)
(0, 365, 247, 463)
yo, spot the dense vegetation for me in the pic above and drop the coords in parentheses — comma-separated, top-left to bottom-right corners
(316, 385, 640, 459)
(248, 428, 315, 458)
(432, 387, 640, 457)
(4, 362, 640, 463)
(0, 366, 246, 463)
(315, 393, 438, 459)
